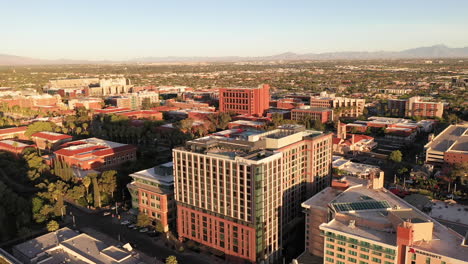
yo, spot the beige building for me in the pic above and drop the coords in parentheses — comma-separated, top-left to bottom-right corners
(297, 176, 468, 264)
(310, 92, 365, 118)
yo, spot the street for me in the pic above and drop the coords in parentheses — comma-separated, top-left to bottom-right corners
(66, 204, 216, 264)
(434, 218, 468, 236)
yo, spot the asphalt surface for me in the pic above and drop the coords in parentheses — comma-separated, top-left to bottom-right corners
(434, 218, 468, 236)
(66, 204, 214, 264)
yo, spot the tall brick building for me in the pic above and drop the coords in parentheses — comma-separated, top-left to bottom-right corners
(173, 125, 332, 263)
(219, 84, 270, 116)
(127, 162, 176, 232)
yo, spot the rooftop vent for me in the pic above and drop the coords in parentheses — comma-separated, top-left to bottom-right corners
(349, 220, 356, 228)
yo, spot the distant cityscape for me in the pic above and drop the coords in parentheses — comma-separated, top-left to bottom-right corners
(0, 58, 466, 264)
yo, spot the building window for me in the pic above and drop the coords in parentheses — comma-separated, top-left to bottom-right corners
(326, 250, 334, 256)
(337, 254, 345, 259)
(360, 254, 369, 260)
(348, 250, 357, 256)
(372, 257, 381, 263)
(426, 257, 430, 264)
(325, 257, 334, 263)
(326, 244, 334, 249)
(348, 257, 357, 263)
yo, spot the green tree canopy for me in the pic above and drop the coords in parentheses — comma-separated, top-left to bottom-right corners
(165, 255, 178, 264)
(25, 121, 57, 138)
(389, 150, 403, 163)
(46, 220, 59, 232)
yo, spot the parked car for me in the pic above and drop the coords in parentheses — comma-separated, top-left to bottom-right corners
(128, 224, 136, 229)
(120, 220, 131, 225)
(147, 230, 159, 237)
(139, 228, 149, 233)
(103, 211, 111, 216)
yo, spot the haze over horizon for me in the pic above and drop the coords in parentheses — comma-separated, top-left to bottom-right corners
(2, 0, 468, 60)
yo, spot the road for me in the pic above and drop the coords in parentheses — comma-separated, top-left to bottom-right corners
(66, 204, 215, 264)
(434, 218, 468, 236)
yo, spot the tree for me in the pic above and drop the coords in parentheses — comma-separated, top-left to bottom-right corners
(99, 170, 118, 198)
(389, 150, 403, 163)
(25, 121, 56, 138)
(165, 255, 178, 264)
(88, 173, 101, 208)
(46, 220, 59, 232)
(155, 221, 164, 233)
(136, 212, 151, 227)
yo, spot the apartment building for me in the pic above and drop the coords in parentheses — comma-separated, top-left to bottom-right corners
(219, 84, 270, 116)
(425, 123, 468, 165)
(173, 125, 332, 263)
(291, 108, 333, 124)
(310, 92, 365, 118)
(127, 162, 176, 232)
(54, 138, 136, 171)
(406, 96, 444, 119)
(297, 176, 468, 264)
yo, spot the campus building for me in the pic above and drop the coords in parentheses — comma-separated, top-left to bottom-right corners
(31, 131, 73, 150)
(127, 162, 176, 232)
(424, 123, 468, 165)
(0, 126, 27, 140)
(219, 84, 270, 116)
(405, 96, 444, 119)
(310, 92, 365, 118)
(54, 138, 136, 171)
(387, 97, 445, 119)
(0, 140, 35, 155)
(297, 176, 468, 264)
(291, 108, 333, 124)
(12, 227, 144, 264)
(173, 125, 333, 263)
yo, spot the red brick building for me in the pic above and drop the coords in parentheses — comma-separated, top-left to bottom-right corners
(0, 140, 35, 155)
(219, 84, 270, 116)
(0, 126, 28, 140)
(291, 108, 333, 123)
(116, 110, 163, 120)
(31, 132, 73, 150)
(127, 162, 176, 232)
(54, 138, 136, 170)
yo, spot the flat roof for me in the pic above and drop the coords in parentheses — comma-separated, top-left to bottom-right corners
(425, 123, 468, 153)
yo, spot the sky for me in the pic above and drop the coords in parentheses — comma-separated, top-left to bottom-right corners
(1, 0, 468, 60)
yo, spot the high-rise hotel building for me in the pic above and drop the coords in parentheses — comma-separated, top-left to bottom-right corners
(173, 125, 332, 263)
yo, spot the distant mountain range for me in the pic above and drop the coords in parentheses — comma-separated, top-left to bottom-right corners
(1, 45, 468, 65)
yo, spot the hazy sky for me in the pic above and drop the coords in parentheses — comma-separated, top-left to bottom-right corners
(2, 0, 468, 60)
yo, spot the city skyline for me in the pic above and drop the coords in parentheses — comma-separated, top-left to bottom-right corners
(2, 0, 468, 60)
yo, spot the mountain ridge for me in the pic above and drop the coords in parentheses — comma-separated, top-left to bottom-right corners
(1, 45, 468, 65)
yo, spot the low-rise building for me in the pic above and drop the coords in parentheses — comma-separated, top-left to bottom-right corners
(68, 98, 103, 110)
(54, 138, 136, 171)
(291, 107, 333, 123)
(425, 123, 468, 165)
(12, 227, 145, 264)
(310, 92, 365, 118)
(31, 131, 73, 150)
(127, 162, 176, 232)
(0, 140, 35, 155)
(0, 126, 27, 140)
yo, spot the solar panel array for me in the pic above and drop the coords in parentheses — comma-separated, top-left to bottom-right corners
(332, 200, 391, 212)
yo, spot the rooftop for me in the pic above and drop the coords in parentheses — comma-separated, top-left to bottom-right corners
(129, 162, 174, 185)
(13, 228, 143, 264)
(306, 176, 468, 261)
(425, 123, 468, 153)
